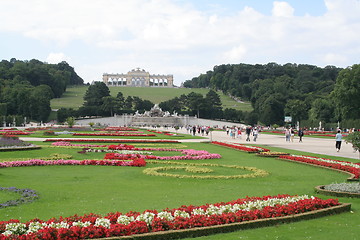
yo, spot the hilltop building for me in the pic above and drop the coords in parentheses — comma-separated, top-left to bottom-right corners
(103, 68, 174, 87)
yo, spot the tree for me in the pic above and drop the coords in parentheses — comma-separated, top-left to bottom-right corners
(204, 90, 222, 119)
(66, 117, 75, 128)
(102, 96, 117, 116)
(346, 132, 360, 158)
(284, 99, 308, 123)
(83, 82, 110, 107)
(257, 94, 284, 125)
(187, 92, 204, 117)
(332, 64, 360, 120)
(308, 98, 335, 123)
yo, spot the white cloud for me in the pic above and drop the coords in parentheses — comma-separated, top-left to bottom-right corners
(46, 53, 69, 64)
(0, 0, 360, 84)
(223, 45, 247, 62)
(322, 53, 348, 65)
(272, 1, 294, 17)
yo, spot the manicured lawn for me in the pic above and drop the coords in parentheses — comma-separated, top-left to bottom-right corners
(0, 142, 358, 239)
(50, 85, 253, 111)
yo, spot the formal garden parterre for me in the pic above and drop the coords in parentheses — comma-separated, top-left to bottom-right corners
(0, 128, 359, 239)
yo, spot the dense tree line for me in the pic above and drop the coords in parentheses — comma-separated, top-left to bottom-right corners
(0, 58, 83, 124)
(183, 62, 360, 127)
(159, 90, 223, 119)
(58, 82, 154, 122)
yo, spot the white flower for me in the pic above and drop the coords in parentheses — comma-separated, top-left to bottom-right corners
(205, 205, 222, 215)
(117, 215, 135, 225)
(26, 222, 44, 234)
(173, 210, 190, 218)
(72, 221, 91, 227)
(157, 211, 174, 221)
(4, 223, 27, 235)
(192, 208, 206, 215)
(94, 218, 111, 228)
(47, 221, 70, 229)
(136, 212, 155, 225)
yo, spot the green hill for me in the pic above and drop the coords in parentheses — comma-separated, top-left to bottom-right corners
(50, 85, 253, 111)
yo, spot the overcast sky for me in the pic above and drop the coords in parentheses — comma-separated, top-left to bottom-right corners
(1, 0, 359, 85)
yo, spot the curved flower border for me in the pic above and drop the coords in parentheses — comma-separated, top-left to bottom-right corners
(212, 141, 270, 153)
(44, 139, 179, 143)
(0, 187, 39, 209)
(143, 161, 269, 179)
(0, 194, 340, 239)
(278, 155, 360, 179)
(0, 159, 146, 168)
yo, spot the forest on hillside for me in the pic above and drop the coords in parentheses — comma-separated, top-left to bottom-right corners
(0, 58, 83, 124)
(183, 62, 360, 128)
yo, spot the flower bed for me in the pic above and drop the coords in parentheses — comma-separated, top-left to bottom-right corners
(211, 141, 270, 153)
(44, 139, 179, 143)
(256, 152, 290, 157)
(51, 141, 107, 148)
(94, 127, 137, 131)
(0, 195, 343, 239)
(104, 148, 221, 161)
(0, 130, 30, 135)
(144, 161, 269, 179)
(0, 159, 146, 168)
(147, 129, 182, 137)
(278, 155, 360, 180)
(0, 154, 72, 163)
(315, 183, 360, 198)
(72, 133, 156, 137)
(0, 187, 39, 209)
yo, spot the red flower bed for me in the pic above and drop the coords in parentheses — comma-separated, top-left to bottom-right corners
(278, 155, 360, 179)
(0, 130, 30, 135)
(94, 127, 137, 131)
(44, 139, 179, 143)
(0, 195, 340, 239)
(212, 141, 270, 153)
(72, 133, 156, 137)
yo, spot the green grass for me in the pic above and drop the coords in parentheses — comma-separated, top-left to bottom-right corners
(0, 141, 359, 239)
(50, 85, 253, 111)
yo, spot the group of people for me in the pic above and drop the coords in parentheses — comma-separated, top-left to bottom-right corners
(186, 125, 211, 136)
(284, 128, 304, 142)
(225, 126, 259, 142)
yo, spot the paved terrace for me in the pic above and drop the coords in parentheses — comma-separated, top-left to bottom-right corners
(147, 127, 360, 160)
(21, 127, 359, 160)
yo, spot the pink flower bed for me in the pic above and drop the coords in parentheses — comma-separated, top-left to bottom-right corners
(0, 159, 146, 168)
(0, 195, 339, 239)
(212, 141, 270, 153)
(278, 155, 360, 179)
(104, 149, 221, 161)
(147, 130, 179, 136)
(51, 141, 107, 148)
(44, 139, 179, 143)
(107, 144, 180, 151)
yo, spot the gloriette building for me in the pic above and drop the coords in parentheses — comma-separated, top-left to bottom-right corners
(103, 68, 174, 87)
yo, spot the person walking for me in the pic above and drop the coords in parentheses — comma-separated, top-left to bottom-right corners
(335, 130, 342, 152)
(253, 127, 259, 142)
(285, 128, 290, 142)
(298, 128, 304, 142)
(290, 128, 295, 142)
(245, 127, 251, 142)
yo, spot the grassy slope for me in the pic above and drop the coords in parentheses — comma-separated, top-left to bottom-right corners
(0, 142, 358, 240)
(50, 85, 253, 111)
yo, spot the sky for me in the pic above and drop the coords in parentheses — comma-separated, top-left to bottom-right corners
(0, 0, 359, 86)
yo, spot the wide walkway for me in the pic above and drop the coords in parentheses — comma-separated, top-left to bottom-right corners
(21, 127, 359, 160)
(154, 127, 360, 160)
